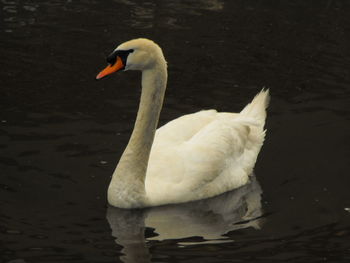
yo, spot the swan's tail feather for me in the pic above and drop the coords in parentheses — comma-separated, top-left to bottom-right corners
(239, 88, 270, 125)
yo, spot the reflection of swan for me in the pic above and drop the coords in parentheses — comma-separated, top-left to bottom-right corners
(106, 177, 263, 262)
(96, 39, 269, 208)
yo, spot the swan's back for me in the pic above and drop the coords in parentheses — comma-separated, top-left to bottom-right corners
(153, 110, 219, 147)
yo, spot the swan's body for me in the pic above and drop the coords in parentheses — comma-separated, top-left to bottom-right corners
(96, 38, 269, 209)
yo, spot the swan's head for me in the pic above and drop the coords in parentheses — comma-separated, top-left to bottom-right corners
(96, 38, 166, 80)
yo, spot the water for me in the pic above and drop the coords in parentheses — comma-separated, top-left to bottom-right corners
(1, 0, 350, 262)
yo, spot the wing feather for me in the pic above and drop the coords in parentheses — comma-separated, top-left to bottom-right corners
(146, 112, 254, 204)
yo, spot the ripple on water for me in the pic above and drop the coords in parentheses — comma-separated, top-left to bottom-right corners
(6, 259, 27, 263)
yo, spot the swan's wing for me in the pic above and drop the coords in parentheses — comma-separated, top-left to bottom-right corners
(146, 90, 269, 205)
(179, 118, 253, 197)
(146, 114, 261, 205)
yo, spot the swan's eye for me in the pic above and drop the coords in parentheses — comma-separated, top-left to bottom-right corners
(107, 49, 134, 67)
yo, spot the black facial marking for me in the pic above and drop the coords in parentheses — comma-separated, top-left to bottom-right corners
(106, 49, 134, 68)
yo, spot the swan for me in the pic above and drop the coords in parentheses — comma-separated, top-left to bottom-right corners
(96, 38, 270, 209)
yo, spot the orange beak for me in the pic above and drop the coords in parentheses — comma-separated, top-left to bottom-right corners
(96, 56, 124, 80)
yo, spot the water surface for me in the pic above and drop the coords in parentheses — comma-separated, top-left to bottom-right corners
(1, 0, 350, 262)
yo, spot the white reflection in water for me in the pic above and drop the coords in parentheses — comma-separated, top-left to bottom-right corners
(107, 176, 263, 263)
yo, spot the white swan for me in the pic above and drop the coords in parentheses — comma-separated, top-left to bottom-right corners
(96, 38, 270, 209)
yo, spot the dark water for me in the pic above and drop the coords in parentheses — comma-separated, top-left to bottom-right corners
(1, 0, 350, 262)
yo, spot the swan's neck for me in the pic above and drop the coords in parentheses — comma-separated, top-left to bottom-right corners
(108, 61, 167, 208)
(128, 66, 167, 160)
